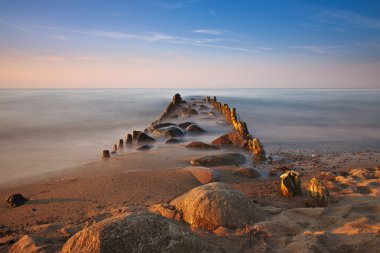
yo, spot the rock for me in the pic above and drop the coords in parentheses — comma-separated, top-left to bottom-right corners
(111, 144, 117, 154)
(280, 170, 302, 197)
(118, 139, 124, 148)
(165, 138, 180, 144)
(126, 134, 133, 145)
(9, 235, 60, 253)
(172, 93, 182, 104)
(178, 108, 198, 117)
(232, 168, 260, 178)
(101, 150, 110, 159)
(185, 142, 219, 149)
(170, 182, 263, 230)
(132, 130, 141, 142)
(137, 144, 152, 151)
(198, 105, 209, 111)
(150, 123, 177, 131)
(250, 138, 266, 161)
(183, 166, 219, 184)
(152, 126, 184, 138)
(61, 212, 218, 253)
(178, 122, 193, 129)
(307, 178, 329, 207)
(191, 153, 245, 166)
(135, 132, 156, 144)
(185, 124, 205, 133)
(211, 132, 243, 146)
(6, 193, 27, 208)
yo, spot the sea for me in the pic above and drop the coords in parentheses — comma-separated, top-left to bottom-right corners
(0, 89, 379, 184)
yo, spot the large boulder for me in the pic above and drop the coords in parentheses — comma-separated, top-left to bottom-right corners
(191, 153, 245, 166)
(61, 212, 219, 253)
(170, 183, 263, 230)
(183, 166, 219, 184)
(135, 132, 156, 144)
(185, 142, 219, 149)
(152, 126, 184, 138)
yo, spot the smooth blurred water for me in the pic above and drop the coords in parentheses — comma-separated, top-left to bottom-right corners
(0, 89, 379, 184)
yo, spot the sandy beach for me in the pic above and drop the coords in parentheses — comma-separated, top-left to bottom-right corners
(0, 94, 379, 253)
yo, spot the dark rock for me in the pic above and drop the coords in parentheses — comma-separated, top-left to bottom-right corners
(191, 153, 246, 166)
(186, 124, 205, 133)
(118, 139, 124, 149)
(232, 168, 260, 178)
(152, 126, 184, 138)
(185, 142, 219, 149)
(135, 132, 156, 144)
(137, 144, 153, 151)
(173, 93, 182, 104)
(126, 134, 133, 145)
(151, 123, 177, 131)
(101, 150, 110, 159)
(6, 194, 27, 208)
(165, 138, 180, 144)
(356, 186, 371, 194)
(178, 122, 193, 129)
(111, 144, 117, 154)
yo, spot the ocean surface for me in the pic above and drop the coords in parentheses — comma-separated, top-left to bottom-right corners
(1, 89, 379, 184)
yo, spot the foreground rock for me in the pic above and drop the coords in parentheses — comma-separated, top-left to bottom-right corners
(137, 144, 153, 151)
(191, 153, 245, 166)
(170, 182, 263, 230)
(165, 138, 180, 144)
(10, 235, 60, 253)
(183, 166, 219, 184)
(61, 212, 219, 253)
(211, 132, 244, 146)
(185, 142, 219, 149)
(6, 193, 27, 208)
(305, 177, 329, 207)
(232, 168, 260, 178)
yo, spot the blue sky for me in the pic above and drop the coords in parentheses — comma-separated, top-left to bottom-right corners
(0, 0, 379, 88)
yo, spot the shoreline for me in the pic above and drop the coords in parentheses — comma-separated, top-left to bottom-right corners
(1, 94, 379, 252)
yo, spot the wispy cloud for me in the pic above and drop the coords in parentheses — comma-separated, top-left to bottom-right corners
(289, 45, 348, 54)
(193, 29, 225, 35)
(317, 10, 380, 29)
(3, 21, 260, 53)
(50, 35, 69, 40)
(145, 0, 202, 9)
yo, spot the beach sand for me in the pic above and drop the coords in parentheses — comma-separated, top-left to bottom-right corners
(0, 95, 379, 253)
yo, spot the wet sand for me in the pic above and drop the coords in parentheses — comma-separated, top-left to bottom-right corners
(0, 95, 379, 253)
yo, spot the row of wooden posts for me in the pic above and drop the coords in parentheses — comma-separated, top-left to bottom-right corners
(205, 96, 266, 161)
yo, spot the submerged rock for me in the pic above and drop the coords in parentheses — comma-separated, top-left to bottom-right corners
(61, 212, 219, 253)
(280, 170, 302, 197)
(191, 153, 245, 166)
(178, 122, 193, 130)
(170, 182, 263, 230)
(185, 142, 219, 149)
(137, 144, 153, 151)
(232, 168, 260, 178)
(198, 105, 209, 111)
(165, 138, 180, 144)
(135, 132, 156, 144)
(185, 124, 205, 133)
(183, 166, 219, 184)
(152, 126, 184, 138)
(150, 122, 177, 131)
(179, 108, 198, 117)
(6, 193, 27, 208)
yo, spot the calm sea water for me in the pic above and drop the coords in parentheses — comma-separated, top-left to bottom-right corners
(0, 89, 379, 184)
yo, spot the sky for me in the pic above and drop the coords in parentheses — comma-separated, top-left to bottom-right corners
(0, 0, 380, 88)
